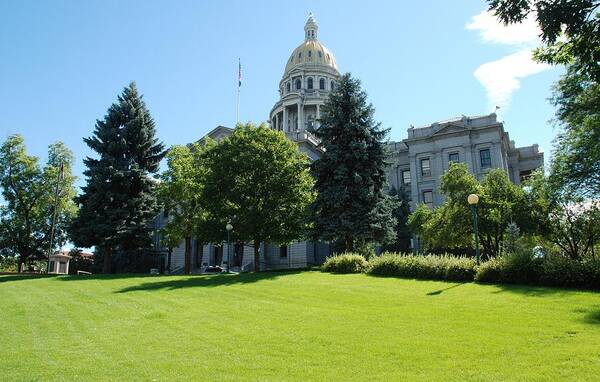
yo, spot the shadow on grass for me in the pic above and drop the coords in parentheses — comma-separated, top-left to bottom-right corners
(0, 274, 54, 283)
(114, 270, 304, 293)
(426, 283, 463, 296)
(486, 282, 599, 297)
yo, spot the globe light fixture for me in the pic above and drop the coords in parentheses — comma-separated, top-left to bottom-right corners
(467, 194, 481, 264)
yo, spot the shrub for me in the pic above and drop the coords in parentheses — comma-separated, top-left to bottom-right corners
(475, 250, 542, 284)
(539, 255, 600, 290)
(322, 253, 369, 274)
(367, 253, 476, 281)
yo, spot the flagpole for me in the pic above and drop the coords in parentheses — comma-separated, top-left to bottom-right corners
(46, 162, 63, 273)
(237, 58, 241, 125)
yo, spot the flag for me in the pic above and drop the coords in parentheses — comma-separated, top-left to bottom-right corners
(238, 58, 242, 88)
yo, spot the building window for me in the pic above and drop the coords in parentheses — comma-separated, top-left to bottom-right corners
(480, 148, 491, 168)
(448, 152, 459, 163)
(420, 158, 431, 177)
(286, 82, 290, 93)
(519, 169, 533, 183)
(308, 50, 312, 58)
(402, 170, 411, 185)
(330, 81, 335, 90)
(298, 52, 302, 59)
(319, 78, 325, 90)
(307, 77, 313, 89)
(423, 190, 433, 207)
(318, 51, 322, 58)
(279, 245, 288, 258)
(295, 79, 301, 90)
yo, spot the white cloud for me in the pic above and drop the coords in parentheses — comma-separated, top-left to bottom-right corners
(466, 10, 540, 46)
(466, 10, 550, 113)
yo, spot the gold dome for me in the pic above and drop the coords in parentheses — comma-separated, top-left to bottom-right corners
(284, 40, 339, 76)
(283, 14, 339, 77)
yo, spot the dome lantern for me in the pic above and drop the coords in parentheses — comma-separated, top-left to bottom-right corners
(304, 12, 318, 40)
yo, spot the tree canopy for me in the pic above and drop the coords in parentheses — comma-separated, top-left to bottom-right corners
(310, 73, 397, 253)
(408, 163, 528, 258)
(0, 135, 77, 270)
(200, 123, 315, 271)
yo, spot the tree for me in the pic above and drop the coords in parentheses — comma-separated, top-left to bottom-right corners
(488, 0, 600, 81)
(526, 170, 600, 260)
(0, 135, 77, 271)
(159, 143, 210, 274)
(382, 186, 412, 253)
(310, 73, 397, 252)
(200, 123, 314, 272)
(548, 66, 600, 197)
(408, 163, 526, 258)
(70, 82, 165, 273)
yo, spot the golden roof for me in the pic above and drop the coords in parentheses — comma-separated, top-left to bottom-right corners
(283, 14, 339, 77)
(284, 40, 339, 76)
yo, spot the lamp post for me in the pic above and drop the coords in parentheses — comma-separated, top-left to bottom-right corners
(226, 222, 233, 273)
(467, 193, 480, 265)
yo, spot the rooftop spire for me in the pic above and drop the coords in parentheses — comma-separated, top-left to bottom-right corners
(304, 12, 318, 40)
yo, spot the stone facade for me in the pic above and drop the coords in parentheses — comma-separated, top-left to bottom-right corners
(385, 114, 544, 209)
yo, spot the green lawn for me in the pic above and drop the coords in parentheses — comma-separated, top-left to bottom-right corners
(1, 272, 599, 381)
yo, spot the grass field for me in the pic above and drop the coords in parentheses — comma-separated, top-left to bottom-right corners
(1, 271, 599, 381)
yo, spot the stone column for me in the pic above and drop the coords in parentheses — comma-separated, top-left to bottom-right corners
(275, 113, 280, 131)
(283, 106, 288, 132)
(297, 102, 304, 132)
(316, 104, 320, 128)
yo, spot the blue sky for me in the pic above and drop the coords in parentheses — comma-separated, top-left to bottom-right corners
(0, 0, 562, 189)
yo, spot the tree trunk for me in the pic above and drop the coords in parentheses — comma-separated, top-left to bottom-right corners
(195, 239, 203, 269)
(103, 247, 112, 274)
(253, 239, 260, 272)
(184, 236, 192, 274)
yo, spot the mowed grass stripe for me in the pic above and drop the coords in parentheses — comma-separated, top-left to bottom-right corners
(1, 272, 599, 381)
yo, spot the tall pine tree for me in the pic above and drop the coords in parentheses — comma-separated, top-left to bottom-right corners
(382, 186, 412, 253)
(310, 73, 397, 253)
(70, 82, 165, 273)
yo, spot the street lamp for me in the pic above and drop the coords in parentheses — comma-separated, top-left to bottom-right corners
(467, 193, 480, 265)
(226, 222, 233, 273)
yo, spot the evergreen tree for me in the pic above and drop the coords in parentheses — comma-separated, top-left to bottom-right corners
(382, 186, 412, 253)
(310, 73, 397, 253)
(70, 82, 165, 273)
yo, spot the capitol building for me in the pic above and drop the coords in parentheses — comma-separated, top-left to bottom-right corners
(158, 14, 544, 272)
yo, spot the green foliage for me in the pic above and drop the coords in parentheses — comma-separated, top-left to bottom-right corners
(409, 163, 529, 258)
(488, 0, 600, 81)
(549, 66, 600, 197)
(159, 143, 211, 273)
(70, 82, 165, 273)
(200, 122, 315, 271)
(382, 186, 412, 253)
(475, 250, 542, 285)
(525, 170, 600, 260)
(0, 135, 77, 269)
(540, 254, 600, 290)
(0, 255, 18, 272)
(310, 73, 397, 251)
(367, 253, 476, 281)
(321, 253, 369, 274)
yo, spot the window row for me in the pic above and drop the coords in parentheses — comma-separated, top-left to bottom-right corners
(284, 78, 335, 93)
(417, 148, 493, 177)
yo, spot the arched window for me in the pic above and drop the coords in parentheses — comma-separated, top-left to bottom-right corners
(330, 81, 335, 90)
(307, 77, 313, 89)
(319, 78, 325, 90)
(295, 79, 301, 90)
(286, 82, 290, 93)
